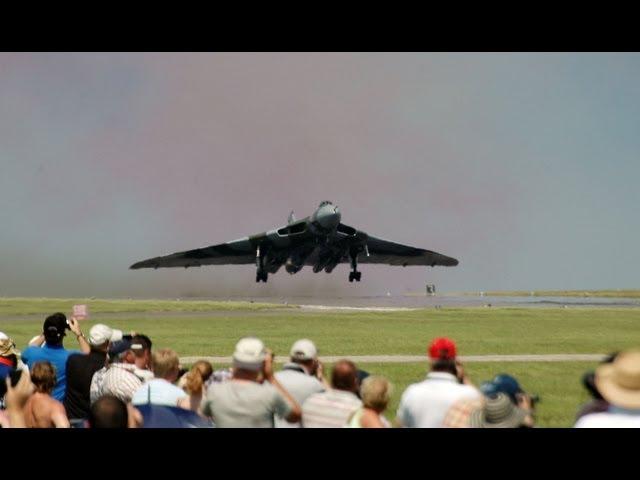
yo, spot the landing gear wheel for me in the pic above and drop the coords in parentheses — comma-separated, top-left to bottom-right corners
(349, 248, 362, 283)
(256, 271, 268, 283)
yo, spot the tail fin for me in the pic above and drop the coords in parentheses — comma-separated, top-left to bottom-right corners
(288, 211, 296, 224)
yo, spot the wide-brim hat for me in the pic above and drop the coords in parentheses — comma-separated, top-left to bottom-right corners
(0, 338, 19, 357)
(595, 351, 640, 409)
(469, 393, 527, 428)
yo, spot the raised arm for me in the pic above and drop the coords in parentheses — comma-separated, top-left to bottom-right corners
(68, 317, 90, 354)
(263, 350, 302, 423)
(4, 370, 35, 428)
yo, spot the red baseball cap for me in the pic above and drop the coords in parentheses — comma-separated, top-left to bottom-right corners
(428, 337, 457, 360)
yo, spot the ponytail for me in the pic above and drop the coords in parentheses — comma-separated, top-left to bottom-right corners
(184, 360, 213, 395)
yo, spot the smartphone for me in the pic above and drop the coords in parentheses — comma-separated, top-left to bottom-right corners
(72, 304, 89, 320)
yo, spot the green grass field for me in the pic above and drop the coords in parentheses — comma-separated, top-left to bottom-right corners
(0, 297, 288, 316)
(2, 297, 639, 427)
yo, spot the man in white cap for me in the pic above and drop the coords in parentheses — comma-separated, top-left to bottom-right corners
(274, 339, 327, 428)
(63, 324, 125, 427)
(201, 336, 302, 427)
(575, 350, 640, 428)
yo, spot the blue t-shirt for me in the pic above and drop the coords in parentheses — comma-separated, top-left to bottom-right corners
(22, 344, 80, 401)
(0, 363, 12, 380)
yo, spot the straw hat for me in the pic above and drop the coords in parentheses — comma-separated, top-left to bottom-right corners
(0, 338, 19, 357)
(469, 393, 527, 428)
(595, 350, 640, 409)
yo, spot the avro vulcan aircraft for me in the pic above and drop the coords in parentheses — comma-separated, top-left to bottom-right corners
(130, 201, 459, 282)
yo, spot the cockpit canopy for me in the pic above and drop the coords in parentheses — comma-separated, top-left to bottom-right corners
(318, 200, 333, 207)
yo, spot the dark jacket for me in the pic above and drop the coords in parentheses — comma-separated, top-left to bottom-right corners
(63, 350, 108, 419)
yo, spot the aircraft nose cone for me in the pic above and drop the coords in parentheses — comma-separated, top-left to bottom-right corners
(316, 205, 341, 229)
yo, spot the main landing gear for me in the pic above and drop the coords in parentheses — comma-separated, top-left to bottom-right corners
(348, 250, 361, 282)
(256, 244, 268, 283)
(256, 270, 268, 283)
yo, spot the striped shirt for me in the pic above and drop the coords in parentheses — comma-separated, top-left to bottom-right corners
(90, 363, 154, 404)
(302, 389, 362, 428)
(443, 397, 485, 428)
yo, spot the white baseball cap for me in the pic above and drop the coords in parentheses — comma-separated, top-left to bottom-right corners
(88, 324, 123, 346)
(232, 337, 266, 371)
(290, 339, 317, 361)
(0, 332, 8, 341)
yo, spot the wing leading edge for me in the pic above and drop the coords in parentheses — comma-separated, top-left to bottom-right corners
(357, 235, 459, 267)
(129, 238, 256, 269)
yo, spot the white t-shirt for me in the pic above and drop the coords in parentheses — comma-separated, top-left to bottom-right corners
(132, 378, 188, 407)
(397, 372, 481, 428)
(574, 408, 640, 428)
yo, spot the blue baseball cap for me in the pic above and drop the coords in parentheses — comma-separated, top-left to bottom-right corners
(481, 374, 524, 404)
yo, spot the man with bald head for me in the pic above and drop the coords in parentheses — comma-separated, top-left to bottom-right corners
(301, 359, 362, 428)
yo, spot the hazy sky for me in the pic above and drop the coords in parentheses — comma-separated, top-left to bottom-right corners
(1, 52, 639, 298)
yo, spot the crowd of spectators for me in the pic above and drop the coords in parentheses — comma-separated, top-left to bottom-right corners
(1, 312, 639, 428)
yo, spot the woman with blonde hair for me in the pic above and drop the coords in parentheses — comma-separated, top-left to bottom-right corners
(346, 375, 392, 428)
(178, 360, 213, 413)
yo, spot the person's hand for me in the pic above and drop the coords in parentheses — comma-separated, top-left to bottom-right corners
(262, 349, 275, 381)
(516, 392, 533, 412)
(455, 360, 467, 384)
(68, 316, 83, 336)
(315, 360, 325, 381)
(127, 405, 143, 428)
(5, 369, 34, 410)
(516, 393, 535, 427)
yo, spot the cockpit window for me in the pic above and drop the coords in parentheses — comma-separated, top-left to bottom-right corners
(319, 200, 333, 207)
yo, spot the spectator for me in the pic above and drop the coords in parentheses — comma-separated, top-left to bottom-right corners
(0, 337, 19, 394)
(177, 360, 213, 413)
(355, 369, 370, 399)
(468, 393, 531, 428)
(346, 375, 392, 428)
(274, 339, 327, 427)
(89, 395, 130, 428)
(201, 337, 301, 427)
(23, 361, 70, 428)
(396, 337, 480, 428)
(1, 368, 35, 428)
(575, 353, 617, 420)
(21, 313, 90, 402)
(302, 359, 362, 428)
(0, 333, 28, 374)
(575, 350, 640, 428)
(444, 373, 535, 428)
(479, 374, 536, 427)
(132, 349, 188, 407)
(64, 324, 125, 427)
(90, 334, 153, 404)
